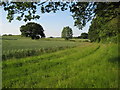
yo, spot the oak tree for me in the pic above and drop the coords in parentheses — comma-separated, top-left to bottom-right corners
(20, 22, 45, 39)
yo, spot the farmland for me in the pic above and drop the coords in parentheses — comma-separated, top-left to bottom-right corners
(2, 36, 82, 51)
(2, 36, 84, 60)
(2, 36, 119, 88)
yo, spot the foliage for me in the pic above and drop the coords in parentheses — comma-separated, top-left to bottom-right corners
(79, 33, 88, 39)
(20, 22, 45, 39)
(88, 16, 101, 42)
(61, 26, 73, 40)
(88, 2, 119, 42)
(88, 15, 119, 42)
(99, 16, 119, 43)
(1, 2, 119, 30)
(2, 43, 119, 88)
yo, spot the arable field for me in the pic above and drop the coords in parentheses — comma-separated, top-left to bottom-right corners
(2, 36, 82, 51)
(2, 36, 119, 88)
(2, 36, 84, 60)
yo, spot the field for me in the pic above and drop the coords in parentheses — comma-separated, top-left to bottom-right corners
(2, 36, 119, 88)
(2, 36, 82, 51)
(2, 36, 83, 60)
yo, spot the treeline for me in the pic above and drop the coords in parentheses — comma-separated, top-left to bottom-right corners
(88, 3, 119, 43)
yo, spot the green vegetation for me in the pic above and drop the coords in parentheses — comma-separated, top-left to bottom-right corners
(1, 2, 119, 88)
(2, 36, 83, 60)
(79, 33, 88, 39)
(2, 36, 81, 51)
(2, 43, 119, 88)
(61, 26, 73, 40)
(88, 15, 119, 43)
(2, 2, 119, 31)
(20, 22, 45, 39)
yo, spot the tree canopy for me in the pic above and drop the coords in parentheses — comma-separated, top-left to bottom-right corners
(1, 1, 119, 30)
(20, 22, 45, 39)
(88, 14, 119, 42)
(61, 26, 73, 40)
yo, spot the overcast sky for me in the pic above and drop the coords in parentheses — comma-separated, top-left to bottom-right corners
(0, 6, 91, 37)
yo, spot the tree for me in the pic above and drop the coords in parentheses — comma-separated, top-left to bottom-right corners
(20, 22, 45, 39)
(80, 33, 88, 39)
(61, 26, 73, 40)
(88, 14, 119, 42)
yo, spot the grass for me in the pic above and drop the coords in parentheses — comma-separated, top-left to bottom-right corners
(2, 42, 119, 88)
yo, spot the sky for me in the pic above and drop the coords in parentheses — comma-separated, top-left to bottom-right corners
(0, 6, 91, 37)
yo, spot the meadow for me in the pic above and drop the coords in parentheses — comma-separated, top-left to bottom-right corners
(2, 36, 119, 88)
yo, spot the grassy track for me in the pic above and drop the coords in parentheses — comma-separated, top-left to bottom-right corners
(2, 43, 119, 88)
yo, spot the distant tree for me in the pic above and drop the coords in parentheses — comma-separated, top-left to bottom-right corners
(61, 26, 73, 40)
(3, 34, 7, 36)
(20, 22, 45, 39)
(80, 33, 88, 39)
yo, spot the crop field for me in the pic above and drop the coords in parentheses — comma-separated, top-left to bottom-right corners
(2, 36, 119, 88)
(2, 36, 82, 51)
(2, 36, 84, 60)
